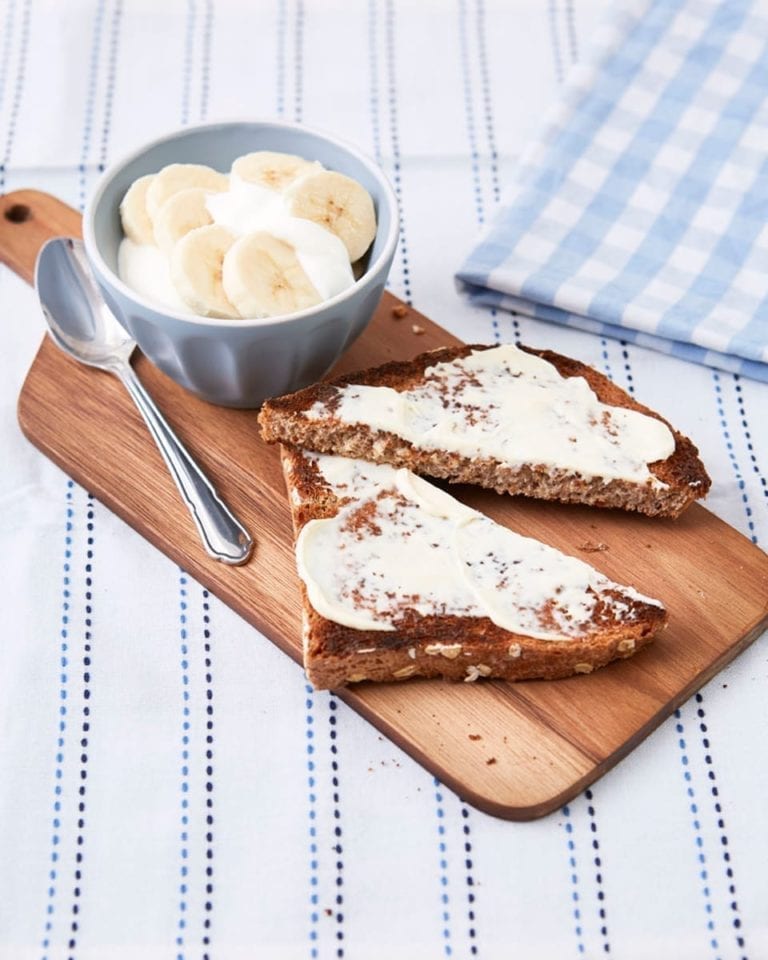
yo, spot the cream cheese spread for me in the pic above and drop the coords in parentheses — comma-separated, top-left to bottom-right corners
(305, 345, 676, 488)
(295, 453, 662, 636)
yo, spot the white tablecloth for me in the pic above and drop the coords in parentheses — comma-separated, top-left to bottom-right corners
(1, 2, 766, 958)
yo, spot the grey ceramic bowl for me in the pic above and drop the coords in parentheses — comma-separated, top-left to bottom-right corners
(83, 121, 398, 407)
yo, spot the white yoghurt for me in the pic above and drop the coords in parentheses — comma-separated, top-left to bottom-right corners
(306, 344, 677, 488)
(295, 453, 662, 635)
(206, 184, 353, 302)
(117, 240, 189, 313)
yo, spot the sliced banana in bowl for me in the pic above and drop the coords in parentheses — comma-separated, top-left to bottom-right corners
(285, 170, 377, 263)
(145, 163, 229, 220)
(171, 225, 240, 319)
(153, 187, 215, 254)
(117, 149, 378, 321)
(223, 232, 323, 318)
(119, 174, 157, 245)
(231, 150, 321, 193)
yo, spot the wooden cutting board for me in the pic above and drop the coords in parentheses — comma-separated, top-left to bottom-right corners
(4, 189, 768, 821)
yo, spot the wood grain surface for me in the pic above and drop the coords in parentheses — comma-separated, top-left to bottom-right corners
(5, 189, 768, 820)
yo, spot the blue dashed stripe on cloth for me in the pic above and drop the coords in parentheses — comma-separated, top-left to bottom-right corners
(304, 685, 320, 959)
(733, 376, 768, 512)
(457, 0, 499, 343)
(366, 0, 381, 165)
(583, 789, 611, 955)
(456, 0, 768, 383)
(96, 0, 122, 173)
(564, 0, 579, 67)
(561, 804, 586, 956)
(552, 0, 617, 385)
(713, 373, 757, 544)
(177, 573, 192, 959)
(693, 692, 749, 959)
(457, 0, 502, 344)
(474, 0, 501, 207)
(381, 0, 412, 306)
(41, 482, 74, 958)
(459, 808, 478, 957)
(675, 709, 722, 959)
(0, 0, 17, 132)
(77, 0, 107, 210)
(199, 0, 214, 123)
(180, 0, 197, 127)
(433, 779, 453, 957)
(201, 590, 215, 960)
(0, 0, 30, 190)
(693, 368, 756, 958)
(66, 497, 96, 960)
(275, 0, 287, 118)
(547, 0, 566, 86)
(293, 0, 305, 124)
(328, 698, 345, 958)
(458, 0, 486, 230)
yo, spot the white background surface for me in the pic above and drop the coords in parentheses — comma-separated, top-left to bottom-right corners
(0, 2, 766, 958)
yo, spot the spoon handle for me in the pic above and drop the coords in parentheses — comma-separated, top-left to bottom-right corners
(117, 364, 254, 565)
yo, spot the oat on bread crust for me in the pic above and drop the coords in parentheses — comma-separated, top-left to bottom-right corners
(281, 445, 668, 690)
(259, 344, 711, 519)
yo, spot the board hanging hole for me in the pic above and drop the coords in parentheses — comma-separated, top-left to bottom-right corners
(4, 203, 31, 223)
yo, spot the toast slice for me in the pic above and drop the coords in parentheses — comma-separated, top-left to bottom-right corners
(282, 445, 668, 689)
(260, 343, 710, 518)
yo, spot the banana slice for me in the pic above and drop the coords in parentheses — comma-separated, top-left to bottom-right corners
(286, 170, 376, 262)
(231, 151, 319, 193)
(170, 224, 240, 319)
(146, 163, 228, 221)
(222, 231, 322, 318)
(119, 174, 156, 245)
(154, 187, 214, 254)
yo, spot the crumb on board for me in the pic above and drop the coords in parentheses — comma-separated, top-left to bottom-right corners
(577, 540, 608, 552)
(468, 734, 482, 741)
(485, 757, 497, 766)
(391, 304, 408, 319)
(411, 323, 425, 335)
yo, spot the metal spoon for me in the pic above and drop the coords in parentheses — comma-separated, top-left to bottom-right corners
(35, 237, 254, 566)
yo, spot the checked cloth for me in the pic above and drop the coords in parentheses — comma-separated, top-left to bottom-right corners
(457, 0, 768, 383)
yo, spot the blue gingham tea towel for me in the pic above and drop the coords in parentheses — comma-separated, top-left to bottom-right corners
(457, 0, 768, 382)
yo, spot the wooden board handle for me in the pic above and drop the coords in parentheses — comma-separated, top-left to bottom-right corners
(0, 190, 83, 286)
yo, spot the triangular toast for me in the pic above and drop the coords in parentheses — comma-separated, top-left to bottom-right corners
(281, 445, 667, 689)
(260, 343, 710, 518)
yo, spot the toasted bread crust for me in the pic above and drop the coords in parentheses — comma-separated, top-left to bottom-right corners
(260, 344, 711, 518)
(281, 445, 668, 690)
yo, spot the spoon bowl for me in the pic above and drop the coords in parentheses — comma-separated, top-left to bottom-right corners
(36, 237, 134, 369)
(35, 237, 254, 566)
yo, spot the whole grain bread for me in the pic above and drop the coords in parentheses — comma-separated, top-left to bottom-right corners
(259, 343, 711, 518)
(281, 445, 668, 690)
